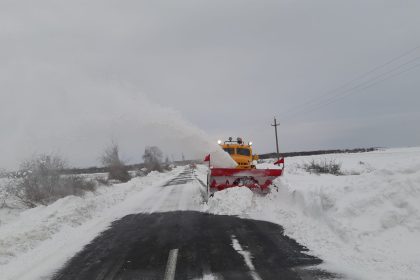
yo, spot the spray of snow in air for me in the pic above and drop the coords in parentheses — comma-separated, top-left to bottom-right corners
(1, 82, 236, 169)
(145, 118, 237, 168)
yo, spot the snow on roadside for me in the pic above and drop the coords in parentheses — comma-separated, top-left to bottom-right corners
(0, 167, 183, 280)
(205, 187, 254, 216)
(204, 147, 420, 280)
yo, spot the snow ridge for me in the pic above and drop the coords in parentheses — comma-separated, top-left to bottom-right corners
(206, 147, 420, 280)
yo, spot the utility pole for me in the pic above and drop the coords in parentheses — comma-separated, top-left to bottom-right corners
(271, 117, 280, 160)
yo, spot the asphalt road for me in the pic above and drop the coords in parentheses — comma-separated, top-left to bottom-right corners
(52, 169, 338, 280)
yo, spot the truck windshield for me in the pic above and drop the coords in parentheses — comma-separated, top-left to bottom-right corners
(223, 148, 235, 155)
(236, 148, 251, 156)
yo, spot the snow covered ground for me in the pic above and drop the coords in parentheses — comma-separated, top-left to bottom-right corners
(0, 167, 203, 280)
(205, 147, 420, 280)
(1, 147, 419, 280)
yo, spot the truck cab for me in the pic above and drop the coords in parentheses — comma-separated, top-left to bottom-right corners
(219, 137, 259, 169)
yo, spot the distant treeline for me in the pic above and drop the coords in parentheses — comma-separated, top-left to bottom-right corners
(0, 160, 198, 178)
(61, 160, 198, 175)
(0, 149, 379, 178)
(258, 147, 379, 159)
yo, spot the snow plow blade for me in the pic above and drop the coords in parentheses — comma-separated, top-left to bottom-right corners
(208, 168, 283, 192)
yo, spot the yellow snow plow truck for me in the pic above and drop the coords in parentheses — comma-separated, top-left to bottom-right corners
(218, 137, 259, 169)
(206, 137, 284, 194)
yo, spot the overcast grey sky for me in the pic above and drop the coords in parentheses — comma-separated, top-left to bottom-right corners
(1, 0, 420, 169)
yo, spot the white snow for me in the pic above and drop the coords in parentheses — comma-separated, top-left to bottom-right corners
(205, 147, 420, 280)
(205, 187, 254, 216)
(208, 148, 238, 168)
(2, 147, 420, 280)
(0, 166, 203, 280)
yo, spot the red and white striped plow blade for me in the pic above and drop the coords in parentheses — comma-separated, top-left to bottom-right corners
(209, 168, 283, 191)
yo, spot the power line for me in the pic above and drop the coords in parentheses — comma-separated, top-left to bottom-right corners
(280, 44, 420, 119)
(285, 62, 420, 120)
(282, 56, 420, 120)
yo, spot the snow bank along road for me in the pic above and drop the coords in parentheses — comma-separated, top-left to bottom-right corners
(51, 167, 335, 280)
(2, 147, 419, 279)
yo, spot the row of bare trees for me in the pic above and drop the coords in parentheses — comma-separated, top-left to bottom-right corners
(1, 144, 168, 208)
(101, 143, 166, 181)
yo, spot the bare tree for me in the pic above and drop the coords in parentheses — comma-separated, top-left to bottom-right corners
(303, 159, 343, 176)
(101, 142, 130, 182)
(18, 154, 65, 206)
(143, 146, 163, 172)
(9, 154, 95, 207)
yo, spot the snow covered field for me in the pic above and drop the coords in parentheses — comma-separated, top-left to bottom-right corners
(1, 147, 419, 280)
(205, 147, 420, 280)
(0, 167, 203, 280)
